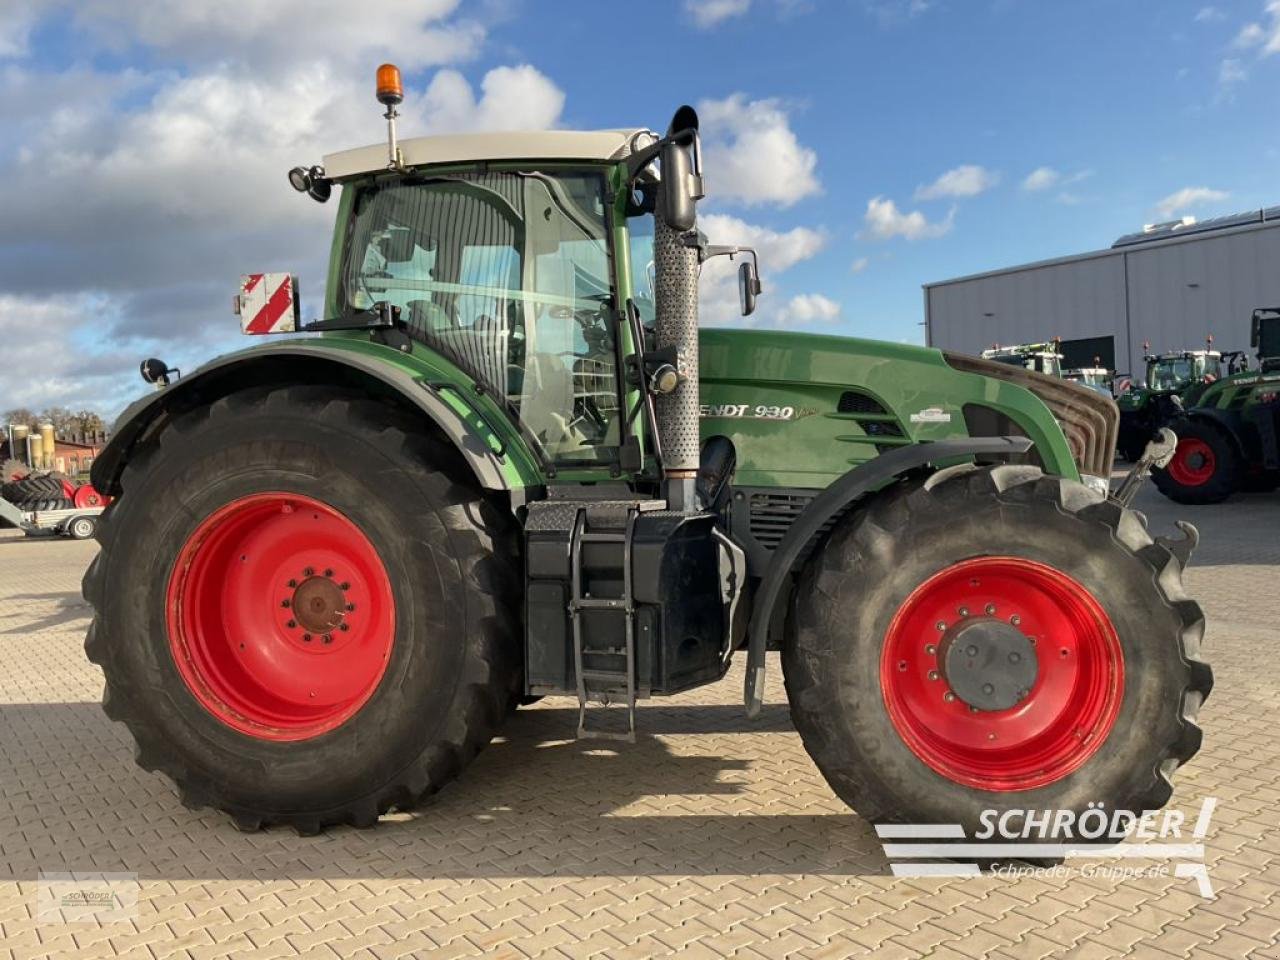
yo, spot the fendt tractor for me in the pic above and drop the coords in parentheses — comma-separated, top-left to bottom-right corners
(1153, 309, 1280, 504)
(1117, 339, 1242, 462)
(980, 340, 1064, 378)
(83, 67, 1211, 837)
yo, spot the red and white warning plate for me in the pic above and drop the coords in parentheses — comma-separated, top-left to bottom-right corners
(237, 273, 300, 334)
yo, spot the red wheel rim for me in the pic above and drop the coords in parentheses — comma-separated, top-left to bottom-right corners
(166, 493, 395, 741)
(881, 557, 1123, 791)
(1167, 438, 1216, 487)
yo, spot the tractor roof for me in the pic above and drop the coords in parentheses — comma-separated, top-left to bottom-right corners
(323, 129, 647, 181)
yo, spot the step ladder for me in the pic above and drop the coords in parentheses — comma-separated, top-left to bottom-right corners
(569, 506, 639, 742)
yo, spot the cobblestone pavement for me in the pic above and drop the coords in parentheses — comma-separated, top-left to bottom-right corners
(1, 482, 1278, 959)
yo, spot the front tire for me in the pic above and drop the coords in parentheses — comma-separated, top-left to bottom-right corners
(83, 386, 521, 832)
(783, 464, 1211, 834)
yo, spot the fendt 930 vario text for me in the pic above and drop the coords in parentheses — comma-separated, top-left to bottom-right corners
(84, 67, 1211, 837)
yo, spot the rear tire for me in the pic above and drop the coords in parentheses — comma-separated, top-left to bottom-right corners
(1152, 420, 1238, 504)
(83, 386, 522, 832)
(783, 464, 1211, 836)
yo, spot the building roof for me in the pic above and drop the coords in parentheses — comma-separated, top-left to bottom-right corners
(1111, 206, 1280, 248)
(323, 129, 649, 181)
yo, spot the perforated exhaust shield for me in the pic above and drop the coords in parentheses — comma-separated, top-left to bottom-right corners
(652, 198, 701, 476)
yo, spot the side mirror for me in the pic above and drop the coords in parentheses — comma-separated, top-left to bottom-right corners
(659, 140, 696, 231)
(738, 260, 761, 317)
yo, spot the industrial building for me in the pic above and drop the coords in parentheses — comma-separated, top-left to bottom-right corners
(923, 206, 1280, 379)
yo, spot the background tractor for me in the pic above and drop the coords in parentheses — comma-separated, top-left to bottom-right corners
(1153, 309, 1280, 504)
(83, 68, 1210, 838)
(980, 339, 1064, 377)
(1116, 340, 1237, 462)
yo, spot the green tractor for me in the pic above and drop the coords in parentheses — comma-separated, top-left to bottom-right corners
(980, 340, 1064, 377)
(1116, 341, 1234, 462)
(1153, 309, 1280, 504)
(83, 69, 1210, 837)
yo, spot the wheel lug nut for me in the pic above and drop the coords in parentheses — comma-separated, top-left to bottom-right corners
(303, 633, 312, 642)
(340, 582, 350, 591)
(1010, 615, 1021, 626)
(925, 643, 936, 655)
(304, 567, 315, 577)
(281, 599, 290, 608)
(968, 705, 978, 714)
(935, 621, 946, 631)
(958, 607, 969, 617)
(286, 620, 297, 629)
(287, 579, 297, 588)
(324, 568, 334, 578)
(346, 603, 355, 612)
(322, 634, 332, 644)
(985, 603, 996, 615)
(944, 691, 956, 703)
(339, 623, 349, 632)
(928, 670, 940, 681)
(982, 683, 995, 695)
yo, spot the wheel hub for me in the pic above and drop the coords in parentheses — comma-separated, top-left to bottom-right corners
(941, 618, 1038, 711)
(290, 575, 347, 636)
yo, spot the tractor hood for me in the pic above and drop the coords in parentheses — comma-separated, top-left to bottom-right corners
(697, 328, 1099, 489)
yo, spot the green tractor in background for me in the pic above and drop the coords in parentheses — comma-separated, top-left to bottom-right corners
(1153, 309, 1280, 504)
(82, 68, 1210, 838)
(980, 340, 1064, 377)
(1116, 340, 1243, 462)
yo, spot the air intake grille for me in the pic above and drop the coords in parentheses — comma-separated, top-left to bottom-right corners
(747, 491, 816, 552)
(838, 391, 887, 415)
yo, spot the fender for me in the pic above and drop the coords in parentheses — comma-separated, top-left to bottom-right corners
(743, 435, 1034, 716)
(92, 341, 522, 497)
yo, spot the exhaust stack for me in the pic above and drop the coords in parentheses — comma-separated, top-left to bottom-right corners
(651, 107, 703, 513)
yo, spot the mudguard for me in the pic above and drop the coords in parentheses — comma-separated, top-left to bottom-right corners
(92, 341, 523, 496)
(743, 435, 1034, 716)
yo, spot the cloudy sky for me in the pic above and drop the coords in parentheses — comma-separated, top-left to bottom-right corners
(1, 0, 1277, 417)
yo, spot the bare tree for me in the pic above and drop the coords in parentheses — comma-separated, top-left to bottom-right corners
(2, 408, 38, 428)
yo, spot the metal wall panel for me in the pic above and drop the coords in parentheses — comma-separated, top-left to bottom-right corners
(926, 254, 1128, 364)
(1126, 227, 1280, 366)
(926, 222, 1280, 378)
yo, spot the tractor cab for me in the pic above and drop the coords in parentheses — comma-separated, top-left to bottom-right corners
(1145, 350, 1221, 392)
(980, 340, 1064, 377)
(1253, 308, 1280, 373)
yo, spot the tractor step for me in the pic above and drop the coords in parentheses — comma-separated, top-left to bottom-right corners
(569, 504, 643, 742)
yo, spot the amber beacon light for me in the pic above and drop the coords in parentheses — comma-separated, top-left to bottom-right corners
(376, 63, 403, 106)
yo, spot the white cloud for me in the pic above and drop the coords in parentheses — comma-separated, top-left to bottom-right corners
(860, 196, 954, 241)
(696, 213, 827, 324)
(0, 0, 564, 414)
(1153, 186, 1229, 219)
(914, 164, 998, 200)
(776, 293, 840, 327)
(1217, 57, 1247, 100)
(685, 0, 752, 28)
(1236, 2, 1280, 54)
(865, 0, 930, 25)
(418, 65, 564, 133)
(698, 94, 820, 207)
(850, 256, 869, 274)
(0, 1, 37, 58)
(70, 0, 485, 71)
(1021, 166, 1060, 191)
(1194, 6, 1224, 22)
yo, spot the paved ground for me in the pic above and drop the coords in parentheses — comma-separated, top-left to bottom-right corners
(1, 481, 1279, 959)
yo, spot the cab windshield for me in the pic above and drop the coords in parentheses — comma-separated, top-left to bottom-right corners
(1148, 358, 1194, 391)
(337, 171, 620, 464)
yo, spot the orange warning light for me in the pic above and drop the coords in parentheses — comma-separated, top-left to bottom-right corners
(376, 63, 403, 106)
